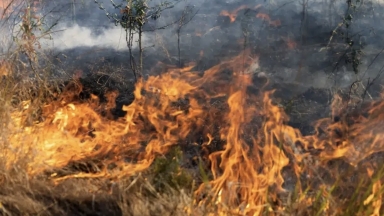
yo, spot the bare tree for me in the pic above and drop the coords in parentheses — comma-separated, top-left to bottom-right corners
(94, 0, 181, 82)
(175, 5, 198, 68)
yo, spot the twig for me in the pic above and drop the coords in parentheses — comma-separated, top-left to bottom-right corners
(360, 47, 384, 79)
(176, 5, 199, 67)
(361, 63, 384, 103)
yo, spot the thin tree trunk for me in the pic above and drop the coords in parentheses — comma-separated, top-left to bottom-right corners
(138, 26, 143, 79)
(177, 29, 181, 67)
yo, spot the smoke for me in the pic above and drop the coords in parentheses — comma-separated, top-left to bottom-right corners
(1, 0, 384, 95)
(45, 0, 384, 93)
(37, 0, 150, 51)
(42, 23, 145, 51)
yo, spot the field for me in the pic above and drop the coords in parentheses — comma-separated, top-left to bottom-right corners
(0, 0, 384, 215)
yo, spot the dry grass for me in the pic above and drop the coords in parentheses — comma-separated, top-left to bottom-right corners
(0, 69, 383, 216)
(0, 33, 383, 214)
(0, 1, 383, 216)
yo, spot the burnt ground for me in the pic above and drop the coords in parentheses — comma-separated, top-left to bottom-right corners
(4, 1, 384, 214)
(72, 63, 333, 136)
(49, 0, 384, 104)
(42, 0, 384, 195)
(23, 59, 379, 215)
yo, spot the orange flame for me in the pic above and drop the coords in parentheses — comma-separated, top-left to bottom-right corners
(284, 37, 297, 49)
(0, 60, 10, 76)
(256, 13, 281, 27)
(0, 0, 40, 18)
(4, 49, 384, 214)
(220, 4, 262, 23)
(219, 5, 281, 27)
(0, 0, 13, 17)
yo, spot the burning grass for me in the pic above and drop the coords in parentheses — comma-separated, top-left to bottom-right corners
(0, 0, 383, 214)
(0, 49, 384, 216)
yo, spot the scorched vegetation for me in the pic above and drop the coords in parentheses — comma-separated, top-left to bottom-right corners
(0, 0, 383, 215)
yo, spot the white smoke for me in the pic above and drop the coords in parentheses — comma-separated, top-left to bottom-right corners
(42, 23, 147, 51)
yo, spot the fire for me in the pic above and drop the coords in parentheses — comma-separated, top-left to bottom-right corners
(5, 50, 254, 177)
(220, 4, 262, 23)
(3, 48, 384, 214)
(256, 13, 281, 27)
(0, 0, 12, 17)
(284, 37, 297, 50)
(0, 0, 40, 18)
(219, 5, 281, 27)
(0, 60, 10, 76)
